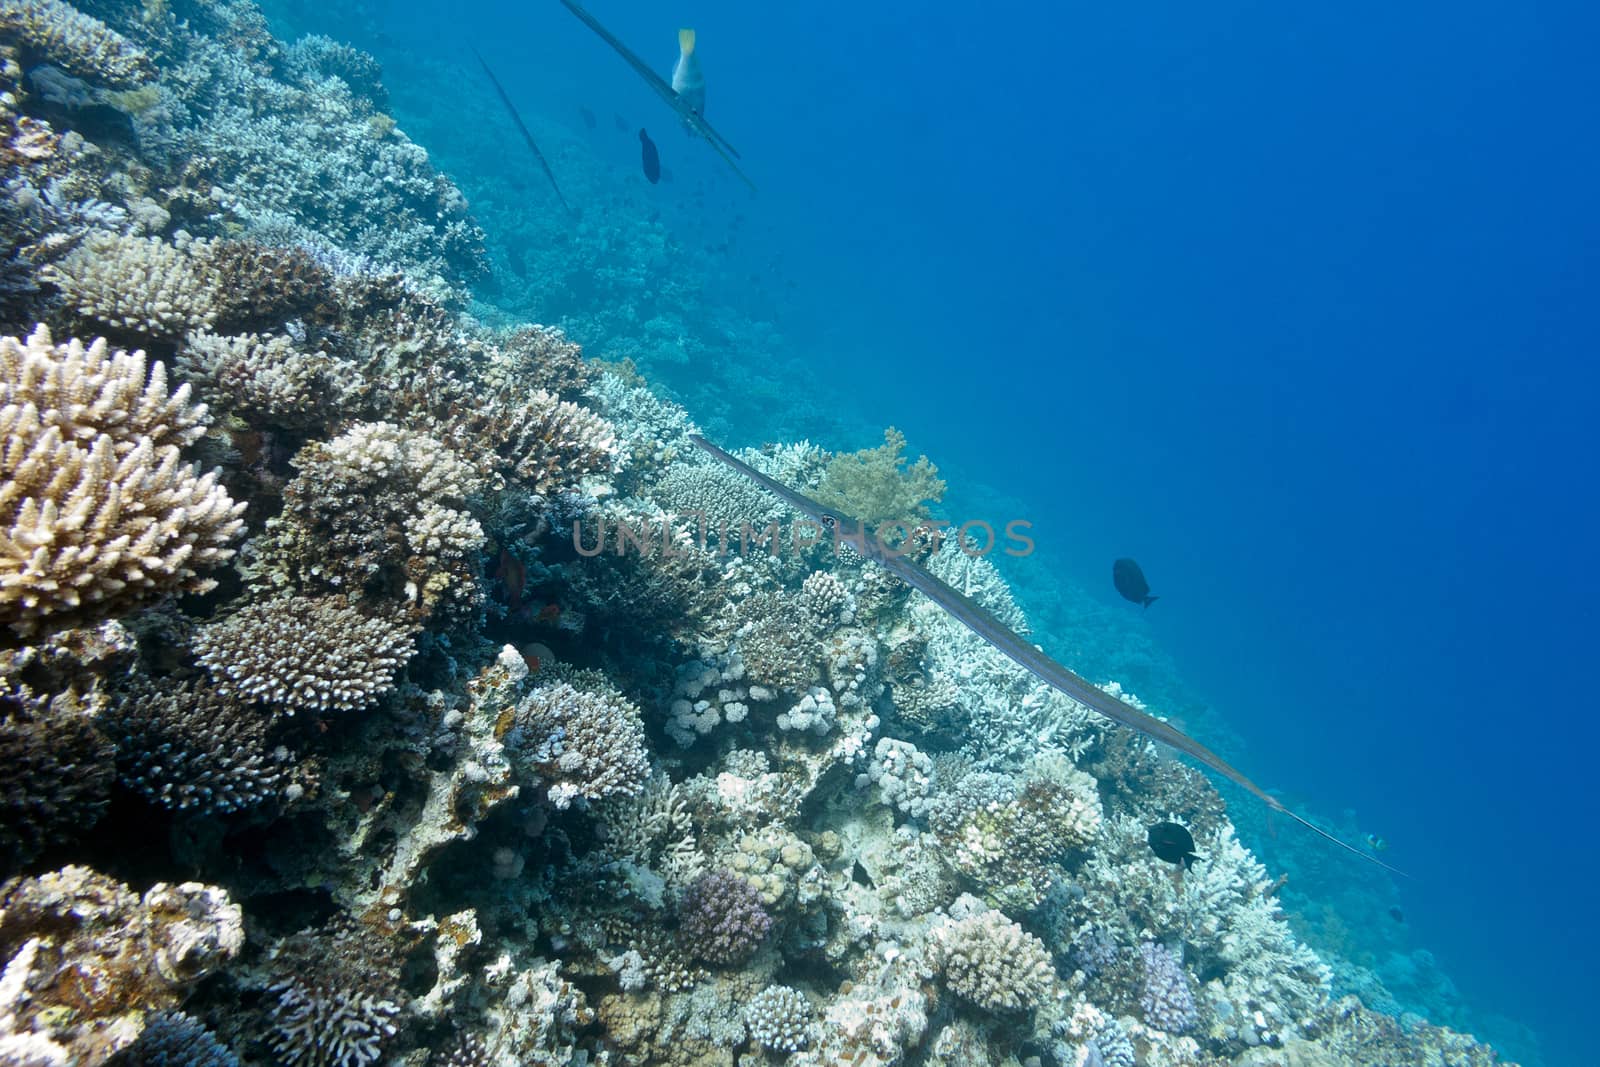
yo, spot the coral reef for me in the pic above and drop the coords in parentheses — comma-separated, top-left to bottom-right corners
(0, 682, 113, 872)
(0, 2, 1519, 1065)
(0, 866, 241, 1064)
(106, 1011, 238, 1067)
(264, 919, 402, 1067)
(105, 681, 291, 815)
(0, 0, 151, 87)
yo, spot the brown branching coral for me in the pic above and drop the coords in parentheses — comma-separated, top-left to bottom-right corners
(813, 427, 946, 524)
(177, 331, 359, 430)
(192, 595, 415, 715)
(200, 240, 338, 333)
(0, 326, 245, 637)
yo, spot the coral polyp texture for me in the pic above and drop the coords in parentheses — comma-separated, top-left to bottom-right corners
(676, 868, 774, 965)
(192, 595, 414, 714)
(106, 682, 290, 815)
(0, 2, 1520, 1065)
(0, 326, 244, 636)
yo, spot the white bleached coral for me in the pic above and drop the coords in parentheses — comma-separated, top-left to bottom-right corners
(0, 326, 245, 636)
(928, 899, 1057, 1014)
(46, 234, 219, 338)
(511, 681, 651, 809)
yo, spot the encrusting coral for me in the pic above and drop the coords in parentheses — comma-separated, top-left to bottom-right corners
(0, 326, 245, 637)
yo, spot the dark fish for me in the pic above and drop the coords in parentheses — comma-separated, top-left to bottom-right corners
(687, 434, 1406, 876)
(614, 112, 629, 131)
(1113, 557, 1159, 608)
(1147, 821, 1199, 870)
(639, 128, 661, 184)
(1389, 907, 1405, 923)
(579, 105, 597, 129)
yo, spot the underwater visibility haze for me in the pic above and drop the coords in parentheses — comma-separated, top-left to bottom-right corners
(0, 0, 1595, 1065)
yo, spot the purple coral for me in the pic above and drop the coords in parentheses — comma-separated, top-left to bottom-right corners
(1139, 941, 1198, 1033)
(677, 869, 773, 965)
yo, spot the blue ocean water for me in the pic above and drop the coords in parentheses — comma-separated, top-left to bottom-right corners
(266, 2, 1599, 1062)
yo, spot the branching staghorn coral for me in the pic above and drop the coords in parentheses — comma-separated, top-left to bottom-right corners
(0, 0, 153, 87)
(192, 595, 415, 715)
(0, 326, 245, 636)
(45, 234, 220, 339)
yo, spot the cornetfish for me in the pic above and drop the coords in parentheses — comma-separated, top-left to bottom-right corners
(472, 48, 573, 214)
(688, 434, 1404, 876)
(557, 0, 757, 192)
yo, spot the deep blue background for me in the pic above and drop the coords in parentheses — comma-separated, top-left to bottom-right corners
(275, 2, 1599, 1062)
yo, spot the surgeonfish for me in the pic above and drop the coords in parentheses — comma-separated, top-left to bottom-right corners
(639, 129, 661, 184)
(671, 28, 705, 118)
(1147, 821, 1200, 870)
(1113, 557, 1159, 608)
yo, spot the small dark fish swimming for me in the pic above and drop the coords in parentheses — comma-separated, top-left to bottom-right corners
(1147, 821, 1199, 870)
(1389, 907, 1405, 923)
(1113, 557, 1159, 608)
(579, 105, 597, 129)
(639, 128, 661, 184)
